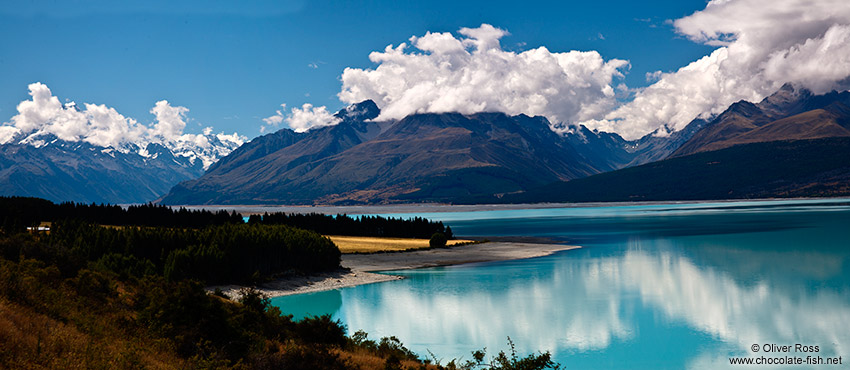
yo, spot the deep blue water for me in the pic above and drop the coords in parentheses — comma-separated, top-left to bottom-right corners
(272, 199, 850, 369)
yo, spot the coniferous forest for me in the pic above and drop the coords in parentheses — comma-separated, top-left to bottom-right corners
(1, 197, 453, 239)
(248, 212, 453, 239)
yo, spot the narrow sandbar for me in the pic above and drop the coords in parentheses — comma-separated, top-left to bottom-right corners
(342, 241, 578, 272)
(209, 242, 579, 299)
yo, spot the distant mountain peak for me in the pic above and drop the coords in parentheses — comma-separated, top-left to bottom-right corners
(672, 84, 850, 157)
(757, 83, 813, 117)
(160, 109, 645, 205)
(3, 125, 243, 171)
(723, 100, 762, 117)
(336, 100, 380, 121)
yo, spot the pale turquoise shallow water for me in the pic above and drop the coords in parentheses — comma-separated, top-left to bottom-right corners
(272, 199, 850, 369)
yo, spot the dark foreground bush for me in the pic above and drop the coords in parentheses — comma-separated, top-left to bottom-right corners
(430, 232, 448, 248)
(440, 338, 561, 370)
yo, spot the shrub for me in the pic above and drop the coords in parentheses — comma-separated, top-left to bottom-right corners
(295, 314, 347, 346)
(429, 233, 447, 248)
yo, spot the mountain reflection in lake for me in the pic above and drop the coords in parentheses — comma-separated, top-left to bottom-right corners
(272, 199, 850, 369)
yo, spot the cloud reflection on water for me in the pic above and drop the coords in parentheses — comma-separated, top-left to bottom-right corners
(337, 239, 850, 368)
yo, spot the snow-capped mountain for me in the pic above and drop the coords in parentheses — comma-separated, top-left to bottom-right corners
(0, 130, 243, 204)
(0, 83, 245, 204)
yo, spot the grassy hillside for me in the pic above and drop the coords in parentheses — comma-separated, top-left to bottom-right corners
(504, 137, 850, 203)
(0, 255, 424, 370)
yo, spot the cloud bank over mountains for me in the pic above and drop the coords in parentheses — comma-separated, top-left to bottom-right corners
(0, 83, 245, 169)
(8, 0, 850, 143)
(576, 0, 850, 139)
(338, 24, 629, 131)
(276, 0, 846, 140)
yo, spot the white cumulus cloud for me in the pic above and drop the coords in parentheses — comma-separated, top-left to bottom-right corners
(285, 103, 340, 132)
(2, 82, 145, 147)
(260, 104, 286, 133)
(262, 103, 341, 133)
(0, 83, 245, 169)
(584, 0, 850, 139)
(338, 24, 629, 129)
(150, 100, 190, 142)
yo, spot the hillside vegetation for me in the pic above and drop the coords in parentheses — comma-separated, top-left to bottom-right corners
(0, 197, 560, 369)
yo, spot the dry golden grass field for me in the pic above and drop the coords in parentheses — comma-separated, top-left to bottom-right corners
(326, 235, 474, 253)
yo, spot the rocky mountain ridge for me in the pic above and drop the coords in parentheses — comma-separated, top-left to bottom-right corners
(160, 101, 691, 205)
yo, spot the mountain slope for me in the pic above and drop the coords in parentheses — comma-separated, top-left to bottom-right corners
(161, 104, 642, 205)
(164, 86, 850, 206)
(0, 138, 200, 204)
(204, 128, 305, 175)
(672, 85, 850, 157)
(328, 112, 603, 203)
(162, 101, 388, 204)
(623, 117, 711, 166)
(0, 132, 242, 204)
(503, 137, 850, 203)
(500, 86, 850, 204)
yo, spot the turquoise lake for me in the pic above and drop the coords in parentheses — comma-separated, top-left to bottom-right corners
(271, 199, 850, 369)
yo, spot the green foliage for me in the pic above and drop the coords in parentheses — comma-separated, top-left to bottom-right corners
(0, 246, 565, 370)
(72, 268, 114, 302)
(0, 232, 82, 277)
(449, 338, 561, 370)
(0, 197, 244, 235)
(0, 196, 54, 235)
(137, 277, 254, 360)
(0, 258, 63, 308)
(253, 344, 353, 370)
(295, 314, 348, 347)
(94, 252, 156, 280)
(42, 221, 340, 284)
(0, 198, 562, 370)
(429, 232, 448, 248)
(348, 330, 420, 363)
(251, 212, 454, 239)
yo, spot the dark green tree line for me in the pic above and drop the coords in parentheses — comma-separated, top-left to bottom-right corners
(248, 212, 453, 239)
(0, 196, 242, 234)
(37, 221, 340, 284)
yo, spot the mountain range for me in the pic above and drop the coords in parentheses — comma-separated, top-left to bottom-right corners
(0, 131, 242, 204)
(159, 100, 690, 205)
(502, 84, 850, 203)
(161, 83, 850, 205)
(2, 83, 847, 205)
(671, 85, 850, 156)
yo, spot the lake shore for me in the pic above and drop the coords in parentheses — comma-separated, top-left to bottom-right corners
(209, 241, 579, 299)
(176, 197, 850, 216)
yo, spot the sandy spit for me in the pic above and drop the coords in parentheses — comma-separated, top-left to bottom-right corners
(208, 242, 579, 299)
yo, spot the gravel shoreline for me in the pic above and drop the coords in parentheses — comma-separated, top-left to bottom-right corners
(209, 242, 579, 299)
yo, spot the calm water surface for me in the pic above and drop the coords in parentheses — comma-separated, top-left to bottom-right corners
(272, 199, 850, 369)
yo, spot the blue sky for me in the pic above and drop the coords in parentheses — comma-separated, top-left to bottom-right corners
(3, 0, 849, 142)
(0, 0, 714, 138)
